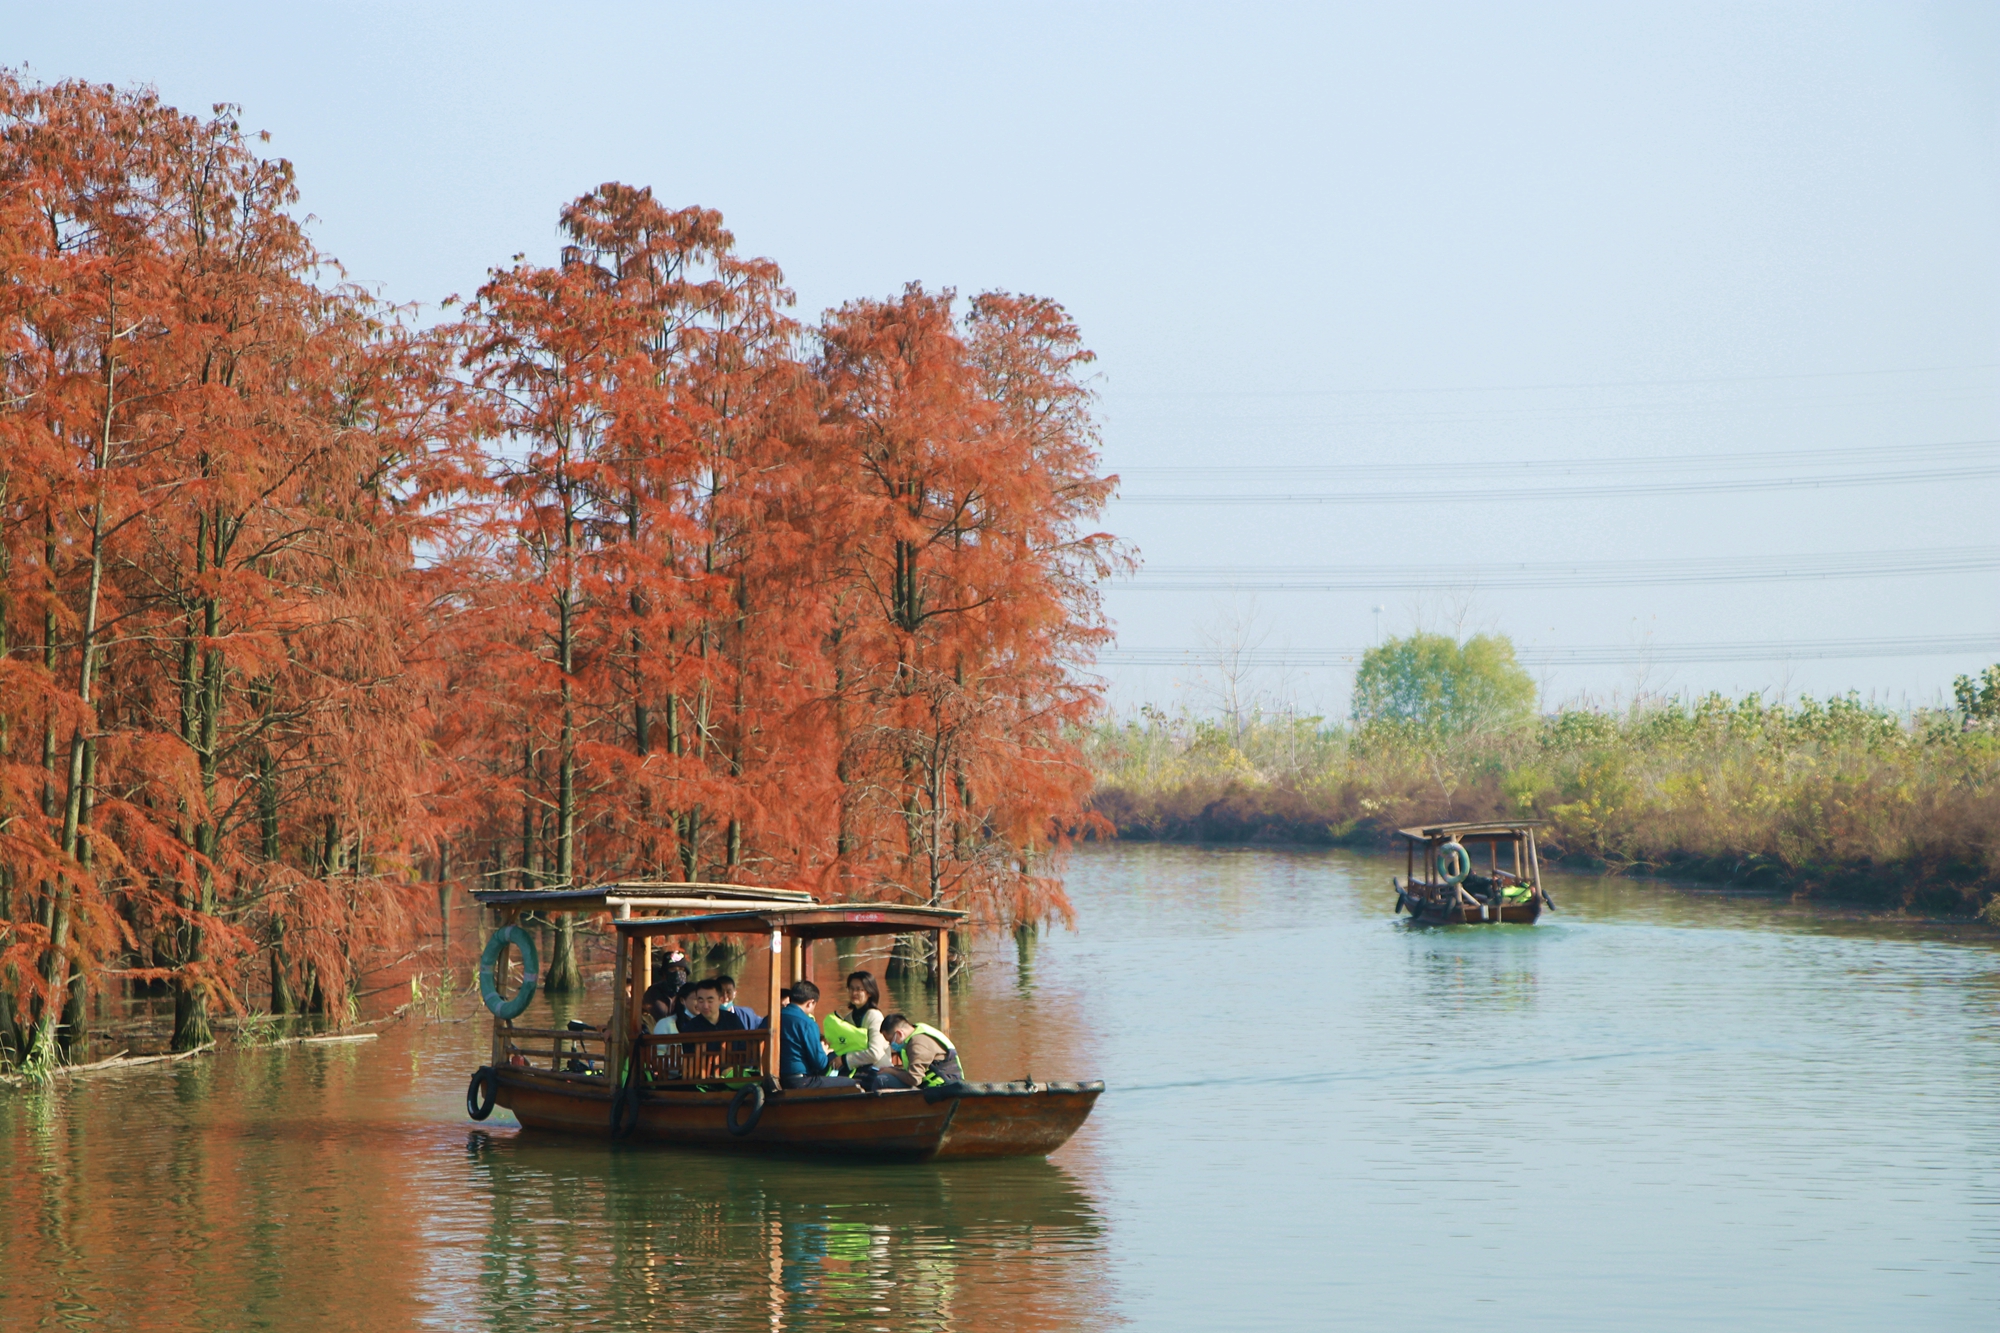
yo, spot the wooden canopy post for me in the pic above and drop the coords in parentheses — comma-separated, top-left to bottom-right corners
(934, 928, 950, 1030)
(609, 923, 630, 1079)
(764, 927, 784, 1080)
(636, 932, 651, 1014)
(489, 905, 514, 1069)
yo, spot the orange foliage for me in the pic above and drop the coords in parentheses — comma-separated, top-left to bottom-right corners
(1, 72, 1118, 1059)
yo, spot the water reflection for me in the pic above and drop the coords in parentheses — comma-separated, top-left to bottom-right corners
(5, 844, 1999, 1331)
(437, 1135, 1103, 1331)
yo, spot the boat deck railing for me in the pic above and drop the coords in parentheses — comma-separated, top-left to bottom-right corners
(502, 1024, 611, 1075)
(633, 1029, 772, 1085)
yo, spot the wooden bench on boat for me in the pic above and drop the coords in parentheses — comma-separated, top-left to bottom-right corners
(463, 884, 1102, 1160)
(1393, 820, 1555, 925)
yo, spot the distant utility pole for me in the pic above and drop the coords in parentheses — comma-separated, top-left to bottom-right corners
(1372, 604, 1386, 644)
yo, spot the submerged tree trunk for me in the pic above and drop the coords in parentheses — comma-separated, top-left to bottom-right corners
(269, 938, 295, 1016)
(886, 932, 927, 981)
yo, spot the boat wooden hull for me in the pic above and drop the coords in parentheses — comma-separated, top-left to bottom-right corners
(1400, 880, 1536, 924)
(1401, 893, 1544, 925)
(492, 1068, 1101, 1161)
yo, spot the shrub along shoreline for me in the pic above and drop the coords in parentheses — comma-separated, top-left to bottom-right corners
(1081, 689, 2000, 922)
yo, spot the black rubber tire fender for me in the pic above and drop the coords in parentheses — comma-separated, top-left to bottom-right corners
(466, 1066, 499, 1121)
(610, 1084, 641, 1139)
(726, 1083, 767, 1137)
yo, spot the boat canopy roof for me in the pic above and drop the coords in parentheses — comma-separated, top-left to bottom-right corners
(469, 880, 816, 915)
(612, 903, 966, 942)
(1395, 820, 1549, 842)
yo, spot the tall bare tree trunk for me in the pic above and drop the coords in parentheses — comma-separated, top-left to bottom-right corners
(543, 572, 582, 993)
(34, 367, 115, 1063)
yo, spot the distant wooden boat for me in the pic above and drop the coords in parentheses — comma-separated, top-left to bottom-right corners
(1392, 821, 1554, 924)
(463, 885, 1101, 1161)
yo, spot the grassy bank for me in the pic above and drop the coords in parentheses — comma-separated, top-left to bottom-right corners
(1081, 693, 2000, 920)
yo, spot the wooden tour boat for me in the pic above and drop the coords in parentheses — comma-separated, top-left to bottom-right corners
(463, 882, 1101, 1161)
(1392, 820, 1555, 924)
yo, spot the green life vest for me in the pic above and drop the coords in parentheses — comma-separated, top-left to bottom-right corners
(908, 1022, 956, 1053)
(820, 1010, 869, 1056)
(901, 1022, 963, 1085)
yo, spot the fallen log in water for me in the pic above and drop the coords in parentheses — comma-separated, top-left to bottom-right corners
(0, 1043, 216, 1089)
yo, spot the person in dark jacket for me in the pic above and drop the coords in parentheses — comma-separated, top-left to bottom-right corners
(677, 979, 745, 1033)
(715, 974, 760, 1030)
(640, 980, 681, 1035)
(779, 981, 853, 1089)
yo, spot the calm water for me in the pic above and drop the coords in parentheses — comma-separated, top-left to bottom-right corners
(4, 844, 1998, 1330)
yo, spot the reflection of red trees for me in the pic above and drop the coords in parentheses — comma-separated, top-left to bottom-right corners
(2, 75, 1119, 1058)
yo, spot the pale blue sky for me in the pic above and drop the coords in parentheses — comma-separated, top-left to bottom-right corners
(11, 2, 1997, 713)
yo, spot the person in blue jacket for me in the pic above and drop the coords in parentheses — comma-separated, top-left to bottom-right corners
(715, 974, 760, 1030)
(779, 980, 854, 1089)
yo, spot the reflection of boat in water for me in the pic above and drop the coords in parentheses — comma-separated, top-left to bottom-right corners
(459, 1131, 1108, 1325)
(1392, 821, 1554, 925)
(464, 1130, 1105, 1231)
(464, 885, 1102, 1160)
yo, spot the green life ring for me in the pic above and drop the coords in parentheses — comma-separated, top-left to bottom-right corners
(479, 924, 540, 1020)
(1435, 840, 1472, 885)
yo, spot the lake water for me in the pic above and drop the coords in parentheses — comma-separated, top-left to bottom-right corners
(4, 843, 1998, 1330)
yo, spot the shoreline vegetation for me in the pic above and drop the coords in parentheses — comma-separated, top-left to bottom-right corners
(1082, 674, 2000, 923)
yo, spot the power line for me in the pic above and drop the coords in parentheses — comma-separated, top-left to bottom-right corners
(1097, 634, 2000, 670)
(1116, 361, 2000, 400)
(1119, 546, 2000, 592)
(1114, 437, 1998, 482)
(1112, 460, 2000, 506)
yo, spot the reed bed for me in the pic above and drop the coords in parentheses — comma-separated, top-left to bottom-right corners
(1082, 694, 2000, 919)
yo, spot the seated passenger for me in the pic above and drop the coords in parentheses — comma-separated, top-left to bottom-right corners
(652, 948, 690, 993)
(855, 1013, 964, 1090)
(779, 980, 855, 1089)
(641, 980, 680, 1035)
(715, 974, 760, 1030)
(678, 979, 745, 1033)
(837, 970, 891, 1073)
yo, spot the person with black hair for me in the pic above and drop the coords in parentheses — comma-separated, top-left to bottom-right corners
(652, 948, 690, 992)
(640, 980, 681, 1035)
(778, 980, 855, 1089)
(835, 970, 891, 1073)
(670, 980, 698, 1030)
(714, 974, 760, 1030)
(855, 1012, 964, 1090)
(678, 979, 745, 1033)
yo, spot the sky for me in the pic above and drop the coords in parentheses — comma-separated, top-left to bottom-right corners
(9, 1, 1997, 716)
